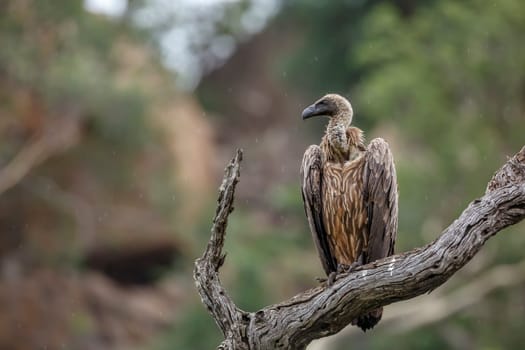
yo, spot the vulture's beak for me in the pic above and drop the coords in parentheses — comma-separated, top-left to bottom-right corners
(302, 103, 329, 120)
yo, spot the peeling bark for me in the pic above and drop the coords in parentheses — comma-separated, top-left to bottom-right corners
(194, 146, 525, 350)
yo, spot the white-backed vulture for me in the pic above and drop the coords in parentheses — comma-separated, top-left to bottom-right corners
(300, 93, 398, 331)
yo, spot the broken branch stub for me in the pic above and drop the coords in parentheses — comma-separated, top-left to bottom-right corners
(194, 146, 525, 350)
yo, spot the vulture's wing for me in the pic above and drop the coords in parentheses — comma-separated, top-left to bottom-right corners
(363, 138, 398, 263)
(300, 145, 337, 275)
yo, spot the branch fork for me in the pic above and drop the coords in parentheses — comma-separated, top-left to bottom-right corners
(194, 146, 525, 350)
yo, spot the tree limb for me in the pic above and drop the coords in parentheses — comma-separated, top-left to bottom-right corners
(310, 258, 525, 349)
(193, 149, 249, 350)
(194, 145, 525, 350)
(0, 116, 80, 196)
(385, 258, 525, 332)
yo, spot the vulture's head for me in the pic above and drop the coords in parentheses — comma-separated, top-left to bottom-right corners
(301, 94, 353, 122)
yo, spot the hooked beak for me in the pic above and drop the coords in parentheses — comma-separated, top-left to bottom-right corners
(301, 103, 329, 120)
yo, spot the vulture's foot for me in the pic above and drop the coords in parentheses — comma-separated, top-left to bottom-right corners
(337, 262, 361, 273)
(326, 272, 337, 286)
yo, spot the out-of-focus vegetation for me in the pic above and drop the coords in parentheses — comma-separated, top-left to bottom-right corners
(0, 0, 524, 349)
(0, 1, 200, 349)
(193, 0, 525, 349)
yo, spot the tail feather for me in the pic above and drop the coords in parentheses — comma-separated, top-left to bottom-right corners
(352, 307, 383, 332)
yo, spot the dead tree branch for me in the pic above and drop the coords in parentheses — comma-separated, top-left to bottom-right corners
(385, 258, 525, 332)
(0, 116, 80, 196)
(194, 150, 249, 350)
(310, 258, 525, 350)
(194, 146, 525, 350)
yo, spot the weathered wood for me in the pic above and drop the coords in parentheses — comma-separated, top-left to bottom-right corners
(193, 149, 249, 350)
(194, 145, 525, 350)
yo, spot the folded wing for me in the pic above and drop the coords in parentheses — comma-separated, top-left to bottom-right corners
(300, 145, 337, 275)
(363, 138, 398, 263)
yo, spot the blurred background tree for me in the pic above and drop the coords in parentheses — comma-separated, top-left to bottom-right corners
(0, 0, 524, 349)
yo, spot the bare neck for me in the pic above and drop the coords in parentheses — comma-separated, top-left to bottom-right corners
(326, 113, 351, 154)
(322, 113, 365, 163)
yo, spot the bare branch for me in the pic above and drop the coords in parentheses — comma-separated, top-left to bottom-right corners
(195, 145, 525, 350)
(0, 116, 80, 195)
(193, 149, 249, 350)
(385, 258, 525, 333)
(311, 258, 525, 349)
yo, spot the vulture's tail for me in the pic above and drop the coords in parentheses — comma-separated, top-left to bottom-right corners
(352, 307, 383, 332)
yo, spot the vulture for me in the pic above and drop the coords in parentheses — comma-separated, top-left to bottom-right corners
(300, 93, 398, 331)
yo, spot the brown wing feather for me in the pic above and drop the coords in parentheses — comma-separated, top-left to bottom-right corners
(353, 138, 398, 332)
(363, 138, 398, 263)
(300, 145, 337, 275)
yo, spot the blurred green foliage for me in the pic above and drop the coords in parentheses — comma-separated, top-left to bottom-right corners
(0, 1, 178, 267)
(282, 0, 525, 349)
(162, 0, 525, 349)
(0, 1, 149, 146)
(1, 0, 524, 349)
(283, 0, 525, 247)
(153, 303, 222, 350)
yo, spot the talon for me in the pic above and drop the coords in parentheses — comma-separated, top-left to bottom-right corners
(337, 264, 351, 273)
(327, 272, 337, 286)
(347, 261, 361, 272)
(337, 261, 362, 273)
